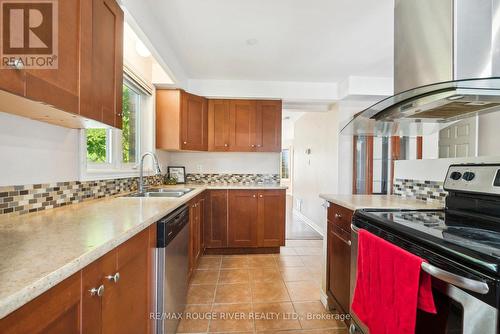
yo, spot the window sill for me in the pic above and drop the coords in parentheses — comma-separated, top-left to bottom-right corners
(80, 169, 156, 182)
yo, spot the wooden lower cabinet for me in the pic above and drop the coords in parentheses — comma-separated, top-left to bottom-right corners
(189, 194, 205, 277)
(226, 189, 286, 248)
(228, 190, 259, 247)
(204, 190, 228, 248)
(326, 203, 353, 315)
(0, 272, 82, 334)
(0, 226, 154, 333)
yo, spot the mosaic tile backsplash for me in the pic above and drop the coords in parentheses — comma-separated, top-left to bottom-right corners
(0, 173, 281, 217)
(186, 173, 280, 185)
(0, 175, 165, 217)
(393, 178, 447, 203)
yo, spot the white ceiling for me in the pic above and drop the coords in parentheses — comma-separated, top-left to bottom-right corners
(126, 0, 394, 83)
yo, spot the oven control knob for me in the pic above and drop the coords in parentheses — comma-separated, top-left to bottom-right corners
(450, 171, 462, 180)
(463, 172, 475, 181)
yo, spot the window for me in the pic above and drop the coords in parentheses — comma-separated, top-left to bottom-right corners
(281, 149, 290, 179)
(84, 78, 144, 173)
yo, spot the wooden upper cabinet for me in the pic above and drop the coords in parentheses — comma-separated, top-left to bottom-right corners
(208, 100, 231, 151)
(0, 0, 124, 129)
(257, 190, 286, 247)
(181, 93, 208, 151)
(24, 0, 81, 115)
(156, 89, 208, 151)
(81, 0, 124, 128)
(205, 190, 228, 248)
(229, 100, 257, 152)
(0, 273, 82, 334)
(255, 100, 282, 152)
(228, 190, 259, 247)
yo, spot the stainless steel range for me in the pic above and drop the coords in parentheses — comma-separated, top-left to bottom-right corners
(350, 164, 500, 334)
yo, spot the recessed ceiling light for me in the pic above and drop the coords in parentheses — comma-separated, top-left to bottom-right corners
(246, 38, 258, 46)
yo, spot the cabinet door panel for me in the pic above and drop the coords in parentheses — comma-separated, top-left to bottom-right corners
(229, 100, 256, 151)
(256, 101, 282, 152)
(228, 190, 258, 247)
(181, 93, 207, 151)
(257, 190, 285, 247)
(82, 250, 116, 334)
(205, 190, 228, 248)
(82, 0, 123, 128)
(0, 273, 81, 334)
(329, 224, 351, 313)
(208, 100, 231, 151)
(25, 0, 80, 115)
(103, 230, 148, 334)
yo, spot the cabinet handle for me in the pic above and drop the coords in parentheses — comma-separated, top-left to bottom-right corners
(252, 194, 256, 198)
(251, 144, 256, 148)
(183, 141, 187, 145)
(332, 230, 351, 246)
(259, 194, 263, 198)
(116, 113, 122, 117)
(89, 284, 105, 297)
(224, 144, 228, 147)
(105, 272, 120, 283)
(334, 213, 342, 220)
(6, 59, 23, 70)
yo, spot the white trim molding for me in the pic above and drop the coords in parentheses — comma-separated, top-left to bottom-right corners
(292, 209, 325, 237)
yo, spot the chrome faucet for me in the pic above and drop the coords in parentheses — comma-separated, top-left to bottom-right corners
(138, 152, 162, 194)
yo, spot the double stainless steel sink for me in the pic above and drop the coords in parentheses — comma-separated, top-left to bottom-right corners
(124, 188, 194, 198)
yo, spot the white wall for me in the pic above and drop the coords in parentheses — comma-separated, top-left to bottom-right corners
(292, 107, 341, 235)
(167, 152, 280, 174)
(478, 112, 500, 156)
(0, 112, 80, 186)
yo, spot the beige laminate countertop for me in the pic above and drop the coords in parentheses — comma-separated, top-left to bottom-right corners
(319, 194, 444, 211)
(0, 184, 286, 319)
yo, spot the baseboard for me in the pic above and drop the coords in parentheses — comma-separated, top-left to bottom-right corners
(320, 289, 329, 309)
(292, 209, 325, 237)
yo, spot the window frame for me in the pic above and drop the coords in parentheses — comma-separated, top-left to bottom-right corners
(79, 73, 147, 181)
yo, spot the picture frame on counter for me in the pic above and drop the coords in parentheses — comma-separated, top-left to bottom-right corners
(167, 166, 186, 184)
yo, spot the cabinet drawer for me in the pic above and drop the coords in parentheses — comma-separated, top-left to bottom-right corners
(327, 204, 353, 232)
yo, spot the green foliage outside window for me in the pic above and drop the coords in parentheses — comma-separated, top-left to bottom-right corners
(86, 128, 107, 163)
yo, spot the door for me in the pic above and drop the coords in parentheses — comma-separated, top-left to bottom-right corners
(0, 273, 81, 333)
(25, 0, 81, 115)
(228, 190, 258, 247)
(229, 100, 257, 151)
(82, 250, 116, 333)
(204, 190, 228, 248)
(102, 230, 149, 334)
(328, 223, 351, 313)
(181, 93, 208, 151)
(255, 100, 282, 152)
(257, 190, 285, 247)
(208, 100, 231, 151)
(439, 117, 477, 158)
(82, 0, 123, 128)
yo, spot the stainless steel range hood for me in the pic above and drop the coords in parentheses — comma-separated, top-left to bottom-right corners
(341, 0, 500, 136)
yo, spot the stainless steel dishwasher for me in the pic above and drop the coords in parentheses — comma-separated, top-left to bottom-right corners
(155, 205, 190, 334)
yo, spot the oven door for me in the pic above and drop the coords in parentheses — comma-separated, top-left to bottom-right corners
(349, 224, 499, 334)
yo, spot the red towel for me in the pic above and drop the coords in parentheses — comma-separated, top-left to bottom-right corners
(351, 229, 436, 334)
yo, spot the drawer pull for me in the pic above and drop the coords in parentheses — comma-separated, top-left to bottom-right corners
(89, 284, 105, 297)
(334, 213, 342, 220)
(332, 230, 351, 246)
(106, 272, 120, 283)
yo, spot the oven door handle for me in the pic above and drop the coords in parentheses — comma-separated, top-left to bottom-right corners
(421, 262, 490, 295)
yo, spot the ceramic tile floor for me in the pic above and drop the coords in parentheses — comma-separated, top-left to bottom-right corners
(179, 240, 348, 334)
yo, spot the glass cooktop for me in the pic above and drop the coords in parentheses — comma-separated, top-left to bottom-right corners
(358, 210, 500, 275)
